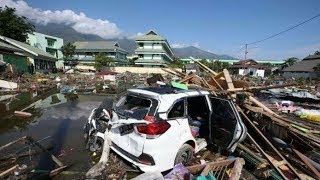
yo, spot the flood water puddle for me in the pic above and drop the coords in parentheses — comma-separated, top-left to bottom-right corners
(0, 92, 110, 178)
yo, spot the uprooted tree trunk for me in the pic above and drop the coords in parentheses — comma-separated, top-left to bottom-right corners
(86, 130, 112, 178)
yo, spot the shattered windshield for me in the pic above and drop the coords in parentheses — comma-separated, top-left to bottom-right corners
(115, 95, 153, 119)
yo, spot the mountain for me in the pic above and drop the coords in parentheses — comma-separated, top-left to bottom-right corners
(35, 23, 137, 53)
(35, 23, 105, 43)
(173, 46, 237, 60)
(108, 38, 137, 54)
(34, 23, 236, 59)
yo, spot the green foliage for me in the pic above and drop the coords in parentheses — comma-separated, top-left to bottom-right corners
(200, 60, 230, 72)
(297, 77, 305, 84)
(0, 6, 35, 42)
(61, 42, 76, 66)
(95, 53, 115, 69)
(314, 63, 320, 78)
(128, 57, 138, 66)
(281, 57, 298, 69)
(169, 57, 184, 68)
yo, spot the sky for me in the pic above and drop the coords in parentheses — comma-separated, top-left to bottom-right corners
(1, 0, 320, 60)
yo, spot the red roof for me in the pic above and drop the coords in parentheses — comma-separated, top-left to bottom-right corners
(231, 59, 268, 69)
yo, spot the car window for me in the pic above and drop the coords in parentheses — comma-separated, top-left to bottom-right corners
(116, 95, 152, 119)
(210, 97, 237, 148)
(186, 96, 210, 120)
(168, 99, 185, 119)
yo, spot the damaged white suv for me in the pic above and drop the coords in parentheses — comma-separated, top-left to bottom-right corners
(90, 86, 247, 172)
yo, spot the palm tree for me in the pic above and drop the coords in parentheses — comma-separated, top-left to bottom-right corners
(281, 57, 298, 69)
(314, 50, 320, 55)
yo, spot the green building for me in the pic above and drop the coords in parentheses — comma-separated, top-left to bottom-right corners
(180, 58, 284, 65)
(73, 41, 128, 65)
(0, 41, 27, 73)
(134, 30, 174, 66)
(0, 35, 57, 73)
(27, 32, 64, 68)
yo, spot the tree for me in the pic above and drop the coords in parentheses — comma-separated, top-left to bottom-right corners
(206, 60, 230, 72)
(314, 50, 320, 55)
(95, 53, 115, 69)
(281, 57, 298, 69)
(61, 42, 76, 67)
(169, 57, 184, 68)
(314, 63, 320, 78)
(0, 6, 35, 42)
(128, 57, 138, 66)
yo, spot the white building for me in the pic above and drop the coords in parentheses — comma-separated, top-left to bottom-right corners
(26, 32, 64, 69)
(230, 59, 269, 77)
(134, 30, 174, 66)
(72, 41, 128, 66)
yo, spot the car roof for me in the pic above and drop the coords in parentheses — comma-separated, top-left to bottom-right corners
(127, 86, 210, 98)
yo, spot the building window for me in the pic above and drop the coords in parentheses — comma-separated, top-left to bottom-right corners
(138, 54, 144, 58)
(46, 48, 58, 58)
(138, 43, 143, 48)
(46, 37, 56, 47)
(152, 54, 160, 59)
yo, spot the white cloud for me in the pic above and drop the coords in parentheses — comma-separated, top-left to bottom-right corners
(40, 101, 100, 121)
(0, 0, 123, 39)
(171, 43, 188, 48)
(192, 42, 200, 48)
(171, 42, 201, 48)
(128, 32, 144, 39)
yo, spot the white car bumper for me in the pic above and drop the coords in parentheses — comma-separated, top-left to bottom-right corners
(110, 144, 160, 172)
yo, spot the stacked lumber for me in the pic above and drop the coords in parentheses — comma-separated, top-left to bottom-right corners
(164, 57, 320, 180)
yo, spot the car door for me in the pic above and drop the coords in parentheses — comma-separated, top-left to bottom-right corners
(209, 96, 247, 152)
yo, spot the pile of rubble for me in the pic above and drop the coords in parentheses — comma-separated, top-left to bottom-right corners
(1, 61, 319, 179)
(154, 60, 320, 180)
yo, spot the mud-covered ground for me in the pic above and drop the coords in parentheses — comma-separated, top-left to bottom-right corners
(0, 91, 132, 179)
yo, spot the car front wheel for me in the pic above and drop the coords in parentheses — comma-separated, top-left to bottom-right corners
(174, 144, 194, 165)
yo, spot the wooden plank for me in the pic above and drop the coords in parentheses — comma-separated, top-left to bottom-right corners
(178, 75, 194, 83)
(238, 143, 268, 165)
(213, 72, 224, 79)
(201, 78, 217, 96)
(246, 134, 289, 180)
(200, 151, 211, 161)
(245, 104, 320, 147)
(227, 83, 297, 92)
(209, 74, 224, 90)
(192, 58, 218, 76)
(0, 164, 18, 178)
(14, 111, 32, 117)
(201, 164, 214, 176)
(0, 136, 26, 151)
(162, 65, 186, 77)
(49, 166, 68, 177)
(187, 159, 235, 175)
(161, 68, 182, 77)
(292, 148, 320, 179)
(239, 109, 302, 179)
(223, 69, 234, 90)
(248, 95, 279, 117)
(229, 158, 245, 180)
(223, 69, 236, 98)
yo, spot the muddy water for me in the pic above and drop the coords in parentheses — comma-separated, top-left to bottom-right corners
(0, 91, 112, 178)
